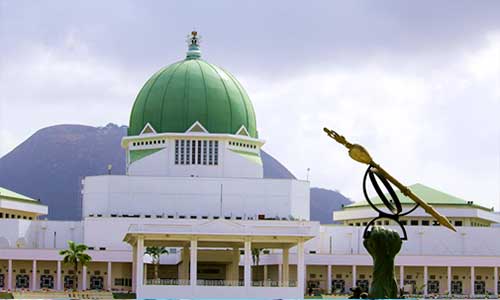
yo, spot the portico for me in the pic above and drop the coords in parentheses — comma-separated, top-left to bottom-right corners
(124, 219, 318, 299)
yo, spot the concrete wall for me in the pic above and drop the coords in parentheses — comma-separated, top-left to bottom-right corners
(82, 175, 310, 220)
(313, 225, 500, 256)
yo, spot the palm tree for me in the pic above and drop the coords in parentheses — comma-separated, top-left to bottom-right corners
(59, 241, 92, 290)
(251, 248, 263, 266)
(145, 246, 169, 280)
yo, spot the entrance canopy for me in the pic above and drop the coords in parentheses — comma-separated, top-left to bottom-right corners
(123, 219, 319, 299)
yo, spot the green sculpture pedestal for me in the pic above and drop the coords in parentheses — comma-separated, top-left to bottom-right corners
(363, 226, 402, 299)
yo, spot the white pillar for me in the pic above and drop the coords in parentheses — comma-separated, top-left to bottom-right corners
(107, 262, 112, 291)
(398, 265, 405, 294)
(132, 245, 137, 292)
(327, 265, 332, 294)
(7, 259, 12, 290)
(232, 247, 240, 285)
(399, 265, 404, 290)
(352, 265, 357, 288)
(494, 267, 498, 296)
(190, 239, 198, 286)
(447, 266, 452, 296)
(244, 239, 251, 287)
(263, 265, 268, 286)
(56, 261, 62, 291)
(31, 260, 37, 291)
(135, 236, 144, 291)
(278, 264, 283, 287)
(283, 247, 289, 287)
(297, 240, 305, 296)
(470, 266, 475, 297)
(423, 266, 428, 297)
(81, 265, 87, 290)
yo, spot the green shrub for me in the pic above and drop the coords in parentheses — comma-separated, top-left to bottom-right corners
(112, 292, 136, 299)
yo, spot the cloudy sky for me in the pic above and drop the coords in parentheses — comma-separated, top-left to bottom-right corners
(1, 1, 499, 209)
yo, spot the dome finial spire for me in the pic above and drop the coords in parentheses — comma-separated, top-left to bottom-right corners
(186, 31, 201, 59)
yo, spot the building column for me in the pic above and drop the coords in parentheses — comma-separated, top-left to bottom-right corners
(282, 247, 289, 287)
(244, 239, 251, 287)
(447, 266, 452, 296)
(399, 265, 404, 290)
(470, 266, 475, 297)
(7, 259, 12, 290)
(56, 260, 62, 291)
(81, 265, 87, 290)
(107, 262, 112, 291)
(180, 245, 190, 284)
(494, 266, 498, 296)
(135, 236, 144, 291)
(352, 265, 357, 288)
(423, 266, 428, 297)
(263, 265, 268, 287)
(132, 244, 137, 292)
(327, 265, 332, 294)
(31, 260, 37, 291)
(190, 238, 198, 286)
(278, 264, 283, 287)
(232, 247, 240, 285)
(493, 266, 498, 296)
(297, 240, 305, 296)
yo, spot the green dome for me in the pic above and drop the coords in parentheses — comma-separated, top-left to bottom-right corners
(128, 38, 258, 138)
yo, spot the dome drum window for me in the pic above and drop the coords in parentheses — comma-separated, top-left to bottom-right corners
(175, 139, 218, 166)
(131, 139, 166, 148)
(228, 140, 258, 151)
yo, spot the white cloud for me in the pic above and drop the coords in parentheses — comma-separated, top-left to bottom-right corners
(243, 33, 500, 209)
(0, 36, 143, 155)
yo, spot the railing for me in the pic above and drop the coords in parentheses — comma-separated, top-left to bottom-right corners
(197, 280, 243, 286)
(144, 279, 297, 287)
(144, 279, 190, 285)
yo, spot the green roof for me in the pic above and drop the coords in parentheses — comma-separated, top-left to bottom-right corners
(0, 187, 39, 203)
(128, 39, 257, 138)
(345, 183, 489, 210)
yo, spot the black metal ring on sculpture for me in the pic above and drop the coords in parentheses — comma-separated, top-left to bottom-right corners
(362, 166, 419, 240)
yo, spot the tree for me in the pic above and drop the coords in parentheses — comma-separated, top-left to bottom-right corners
(59, 241, 92, 290)
(251, 248, 263, 266)
(145, 246, 169, 280)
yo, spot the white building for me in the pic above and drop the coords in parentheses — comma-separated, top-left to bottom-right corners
(0, 32, 499, 299)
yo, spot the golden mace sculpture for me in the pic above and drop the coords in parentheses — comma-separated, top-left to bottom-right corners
(324, 127, 456, 232)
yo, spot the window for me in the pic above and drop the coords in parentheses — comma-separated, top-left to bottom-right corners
(203, 140, 207, 165)
(175, 139, 219, 166)
(410, 220, 419, 226)
(208, 141, 213, 165)
(422, 220, 430, 226)
(175, 140, 179, 164)
(191, 140, 196, 163)
(214, 141, 219, 164)
(400, 220, 407, 225)
(180, 140, 185, 164)
(455, 220, 463, 227)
